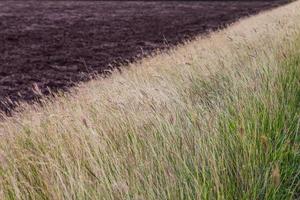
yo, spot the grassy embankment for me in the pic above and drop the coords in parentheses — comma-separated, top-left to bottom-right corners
(0, 1, 299, 199)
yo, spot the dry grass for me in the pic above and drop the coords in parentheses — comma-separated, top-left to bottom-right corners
(0, 1, 299, 199)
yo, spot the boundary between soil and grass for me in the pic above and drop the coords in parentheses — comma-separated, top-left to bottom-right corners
(0, 1, 299, 199)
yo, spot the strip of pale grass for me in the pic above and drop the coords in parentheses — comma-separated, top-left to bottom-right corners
(0, 1, 299, 199)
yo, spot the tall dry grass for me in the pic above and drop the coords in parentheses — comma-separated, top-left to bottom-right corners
(0, 1, 299, 199)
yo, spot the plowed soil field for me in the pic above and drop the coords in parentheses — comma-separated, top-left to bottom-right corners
(0, 1, 288, 113)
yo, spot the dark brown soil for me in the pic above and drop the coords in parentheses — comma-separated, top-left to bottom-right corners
(0, 1, 289, 113)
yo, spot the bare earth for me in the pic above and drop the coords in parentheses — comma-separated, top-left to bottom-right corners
(0, 1, 288, 113)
